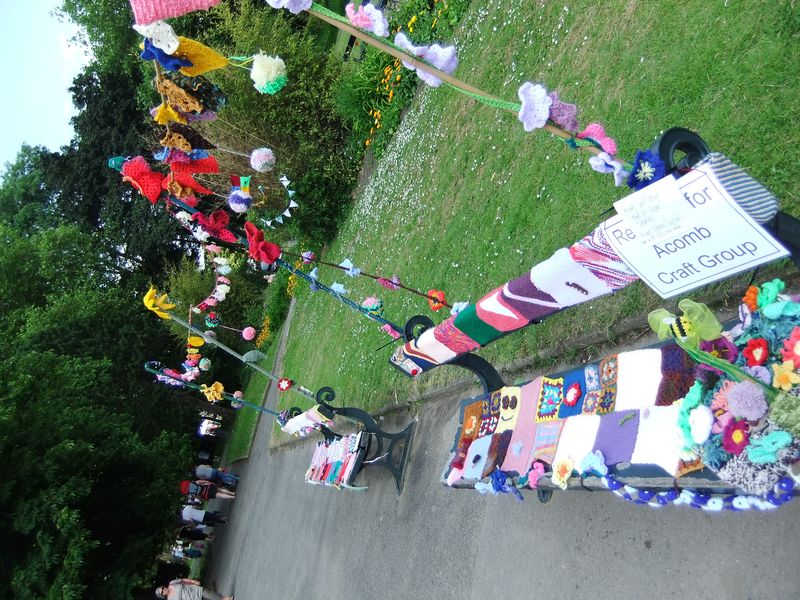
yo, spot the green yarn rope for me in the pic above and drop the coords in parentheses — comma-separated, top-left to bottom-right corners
(441, 82, 521, 111)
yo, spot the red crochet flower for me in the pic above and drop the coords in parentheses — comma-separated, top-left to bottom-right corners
(564, 382, 582, 406)
(722, 420, 750, 455)
(743, 338, 769, 366)
(244, 222, 281, 265)
(427, 289, 447, 311)
(191, 210, 239, 243)
(277, 378, 293, 392)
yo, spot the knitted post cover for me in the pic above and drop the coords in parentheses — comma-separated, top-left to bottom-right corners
(129, 0, 222, 25)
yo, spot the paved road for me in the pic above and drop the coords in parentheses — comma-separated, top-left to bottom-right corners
(205, 315, 800, 600)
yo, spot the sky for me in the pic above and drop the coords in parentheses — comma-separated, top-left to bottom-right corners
(0, 0, 92, 169)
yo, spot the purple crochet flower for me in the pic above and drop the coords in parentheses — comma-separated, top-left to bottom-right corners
(392, 33, 458, 87)
(517, 82, 552, 132)
(698, 337, 740, 374)
(266, 0, 311, 14)
(588, 151, 630, 187)
(727, 381, 768, 421)
(548, 91, 578, 131)
(743, 365, 772, 385)
(626, 149, 666, 190)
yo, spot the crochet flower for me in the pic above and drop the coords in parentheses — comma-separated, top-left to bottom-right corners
(781, 327, 800, 364)
(742, 285, 759, 312)
(547, 91, 578, 131)
(757, 278, 785, 308)
(722, 420, 750, 455)
(517, 82, 552, 132)
(743, 338, 770, 366)
(526, 461, 546, 489)
(133, 20, 180, 54)
(727, 380, 768, 422)
(579, 450, 608, 477)
(277, 377, 293, 391)
(200, 381, 225, 402)
(627, 149, 666, 190)
(743, 365, 772, 385)
(772, 360, 800, 391)
(698, 336, 739, 374)
(711, 380, 734, 434)
(301, 251, 316, 264)
(250, 53, 287, 95)
(345, 3, 389, 36)
(588, 151, 630, 186)
(266, 0, 312, 14)
(380, 323, 402, 340)
(564, 382, 582, 406)
(339, 258, 361, 277)
(427, 289, 447, 311)
(244, 221, 281, 264)
(378, 275, 401, 290)
(551, 459, 573, 490)
(392, 34, 458, 87)
(576, 123, 617, 155)
(191, 210, 238, 243)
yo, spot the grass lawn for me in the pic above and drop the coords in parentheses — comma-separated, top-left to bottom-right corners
(223, 339, 282, 462)
(278, 0, 798, 413)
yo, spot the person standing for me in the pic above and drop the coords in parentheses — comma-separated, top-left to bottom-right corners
(194, 464, 239, 488)
(181, 504, 227, 526)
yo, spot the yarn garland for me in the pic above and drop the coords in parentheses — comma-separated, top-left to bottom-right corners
(260, 174, 299, 228)
(602, 474, 796, 512)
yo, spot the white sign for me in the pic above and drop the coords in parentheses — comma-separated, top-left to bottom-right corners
(603, 165, 788, 298)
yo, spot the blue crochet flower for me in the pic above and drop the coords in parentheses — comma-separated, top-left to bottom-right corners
(141, 39, 192, 72)
(626, 149, 666, 191)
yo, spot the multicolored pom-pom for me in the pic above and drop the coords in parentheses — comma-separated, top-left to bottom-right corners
(228, 189, 252, 213)
(250, 147, 276, 172)
(251, 53, 288, 95)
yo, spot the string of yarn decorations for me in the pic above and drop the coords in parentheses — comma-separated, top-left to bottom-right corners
(602, 474, 796, 512)
(193, 248, 233, 314)
(229, 53, 288, 95)
(260, 175, 299, 228)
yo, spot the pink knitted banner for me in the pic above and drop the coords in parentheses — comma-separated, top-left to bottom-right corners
(129, 0, 222, 25)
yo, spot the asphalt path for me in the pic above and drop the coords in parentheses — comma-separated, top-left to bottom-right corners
(205, 306, 800, 600)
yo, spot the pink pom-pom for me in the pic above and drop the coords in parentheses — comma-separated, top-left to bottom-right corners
(242, 326, 256, 341)
(250, 147, 276, 173)
(205, 297, 218, 306)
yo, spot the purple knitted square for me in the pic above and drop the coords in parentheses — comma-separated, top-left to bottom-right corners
(592, 410, 640, 465)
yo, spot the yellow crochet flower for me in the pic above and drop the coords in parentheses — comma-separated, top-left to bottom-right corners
(201, 381, 225, 402)
(154, 102, 186, 126)
(772, 360, 800, 391)
(143, 286, 175, 319)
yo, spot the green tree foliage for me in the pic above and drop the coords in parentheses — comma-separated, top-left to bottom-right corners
(0, 222, 196, 598)
(199, 0, 359, 243)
